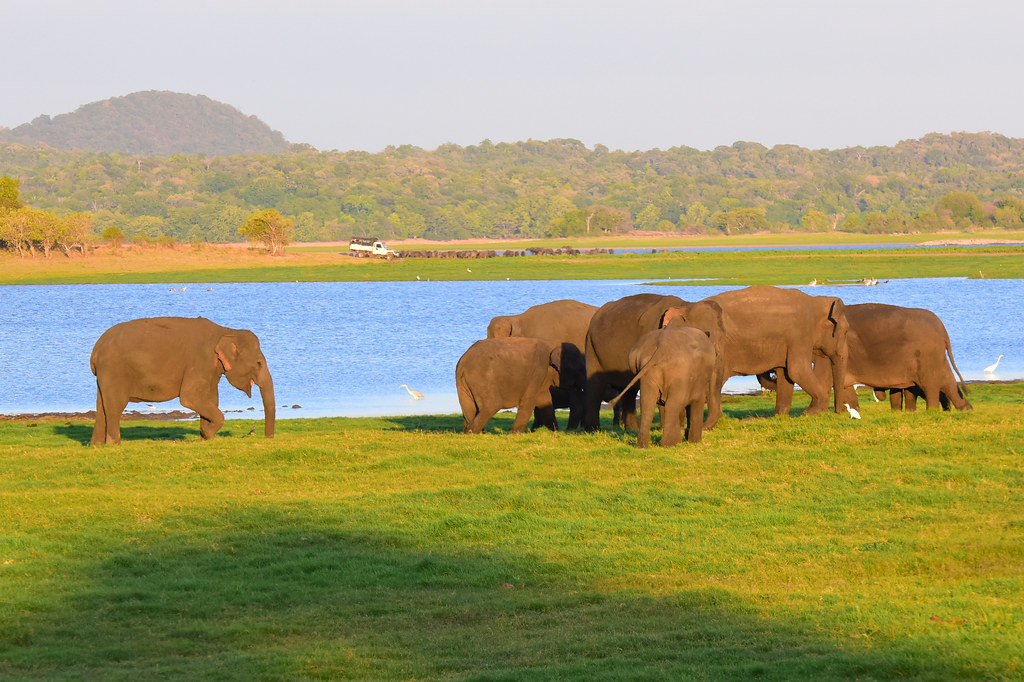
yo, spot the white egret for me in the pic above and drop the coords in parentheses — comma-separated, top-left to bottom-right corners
(400, 384, 425, 399)
(844, 403, 861, 420)
(984, 354, 1005, 374)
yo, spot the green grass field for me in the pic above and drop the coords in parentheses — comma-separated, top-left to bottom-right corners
(2, 385, 1022, 680)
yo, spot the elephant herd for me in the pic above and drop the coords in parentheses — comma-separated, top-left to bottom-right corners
(88, 285, 970, 448)
(459, 285, 971, 446)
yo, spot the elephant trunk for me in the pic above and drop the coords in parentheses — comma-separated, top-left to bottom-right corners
(258, 367, 276, 438)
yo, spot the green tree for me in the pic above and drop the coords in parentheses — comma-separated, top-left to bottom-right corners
(239, 209, 294, 255)
(800, 210, 831, 232)
(685, 202, 710, 227)
(634, 204, 662, 232)
(712, 207, 769, 235)
(102, 226, 125, 248)
(936, 191, 984, 226)
(0, 176, 22, 211)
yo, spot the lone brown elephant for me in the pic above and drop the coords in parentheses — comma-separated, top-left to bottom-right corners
(90, 317, 275, 444)
(487, 299, 597, 429)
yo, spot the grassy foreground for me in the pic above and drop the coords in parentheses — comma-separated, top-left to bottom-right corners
(2, 385, 1022, 680)
(2, 234, 1023, 285)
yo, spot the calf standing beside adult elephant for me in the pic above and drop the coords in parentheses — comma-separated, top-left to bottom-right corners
(456, 337, 586, 434)
(583, 293, 688, 431)
(487, 299, 597, 429)
(608, 325, 718, 447)
(90, 316, 275, 444)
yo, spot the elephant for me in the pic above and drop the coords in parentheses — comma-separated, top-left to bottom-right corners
(487, 299, 598, 429)
(608, 326, 717, 447)
(583, 293, 687, 432)
(90, 317, 275, 444)
(456, 337, 587, 434)
(664, 285, 849, 427)
(811, 303, 971, 411)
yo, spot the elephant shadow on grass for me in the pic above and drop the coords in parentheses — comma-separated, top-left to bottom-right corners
(0, 506, 980, 680)
(57, 421, 237, 445)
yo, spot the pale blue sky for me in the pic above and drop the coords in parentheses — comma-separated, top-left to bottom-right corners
(5, 0, 1023, 152)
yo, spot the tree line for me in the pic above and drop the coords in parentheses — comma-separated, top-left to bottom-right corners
(1, 131, 1024, 250)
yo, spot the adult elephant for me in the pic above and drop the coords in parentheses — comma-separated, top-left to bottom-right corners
(664, 285, 849, 427)
(583, 293, 687, 431)
(608, 326, 718, 447)
(456, 337, 586, 434)
(487, 299, 597, 429)
(815, 303, 971, 411)
(90, 317, 275, 445)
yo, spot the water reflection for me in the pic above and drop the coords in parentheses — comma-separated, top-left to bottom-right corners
(0, 278, 1019, 418)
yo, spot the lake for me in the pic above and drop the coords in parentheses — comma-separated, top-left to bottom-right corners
(0, 278, 1020, 419)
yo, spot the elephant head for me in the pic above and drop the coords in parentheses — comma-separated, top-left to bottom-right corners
(216, 330, 276, 437)
(813, 296, 850, 411)
(550, 342, 587, 392)
(487, 315, 522, 338)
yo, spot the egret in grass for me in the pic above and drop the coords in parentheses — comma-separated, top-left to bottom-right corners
(984, 354, 1005, 374)
(844, 403, 861, 420)
(400, 384, 425, 399)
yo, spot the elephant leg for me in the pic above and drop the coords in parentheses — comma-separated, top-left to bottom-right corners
(466, 405, 495, 434)
(458, 387, 479, 433)
(92, 385, 125, 445)
(787, 359, 828, 415)
(91, 389, 108, 445)
(845, 391, 861, 411)
(685, 399, 704, 443)
(888, 389, 904, 411)
(583, 375, 607, 432)
(923, 384, 943, 410)
(510, 402, 534, 433)
(774, 367, 795, 416)
(620, 385, 641, 431)
(938, 378, 972, 411)
(636, 385, 657, 449)
(612, 400, 626, 427)
(873, 388, 887, 403)
(532, 404, 557, 431)
(904, 389, 919, 412)
(180, 391, 224, 440)
(660, 393, 684, 447)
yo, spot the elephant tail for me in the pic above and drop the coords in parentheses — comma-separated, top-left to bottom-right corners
(945, 334, 970, 395)
(606, 360, 654, 408)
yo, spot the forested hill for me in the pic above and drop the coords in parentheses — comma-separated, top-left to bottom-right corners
(0, 91, 290, 156)
(1, 131, 1023, 244)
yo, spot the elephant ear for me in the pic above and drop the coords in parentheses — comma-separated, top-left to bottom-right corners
(509, 318, 523, 337)
(661, 305, 687, 328)
(827, 298, 848, 338)
(487, 316, 513, 338)
(215, 335, 239, 372)
(548, 343, 563, 371)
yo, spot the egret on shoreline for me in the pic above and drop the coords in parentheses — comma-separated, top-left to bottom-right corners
(844, 403, 861, 420)
(400, 384, 425, 399)
(984, 354, 1005, 374)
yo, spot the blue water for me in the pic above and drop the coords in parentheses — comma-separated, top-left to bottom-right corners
(0, 278, 1020, 418)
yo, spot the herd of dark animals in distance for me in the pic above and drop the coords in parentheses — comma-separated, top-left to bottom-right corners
(88, 283, 976, 448)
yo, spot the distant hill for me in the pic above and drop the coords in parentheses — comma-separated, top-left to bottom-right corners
(0, 91, 290, 156)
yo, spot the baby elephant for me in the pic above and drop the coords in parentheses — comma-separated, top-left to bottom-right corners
(456, 337, 586, 434)
(610, 326, 717, 447)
